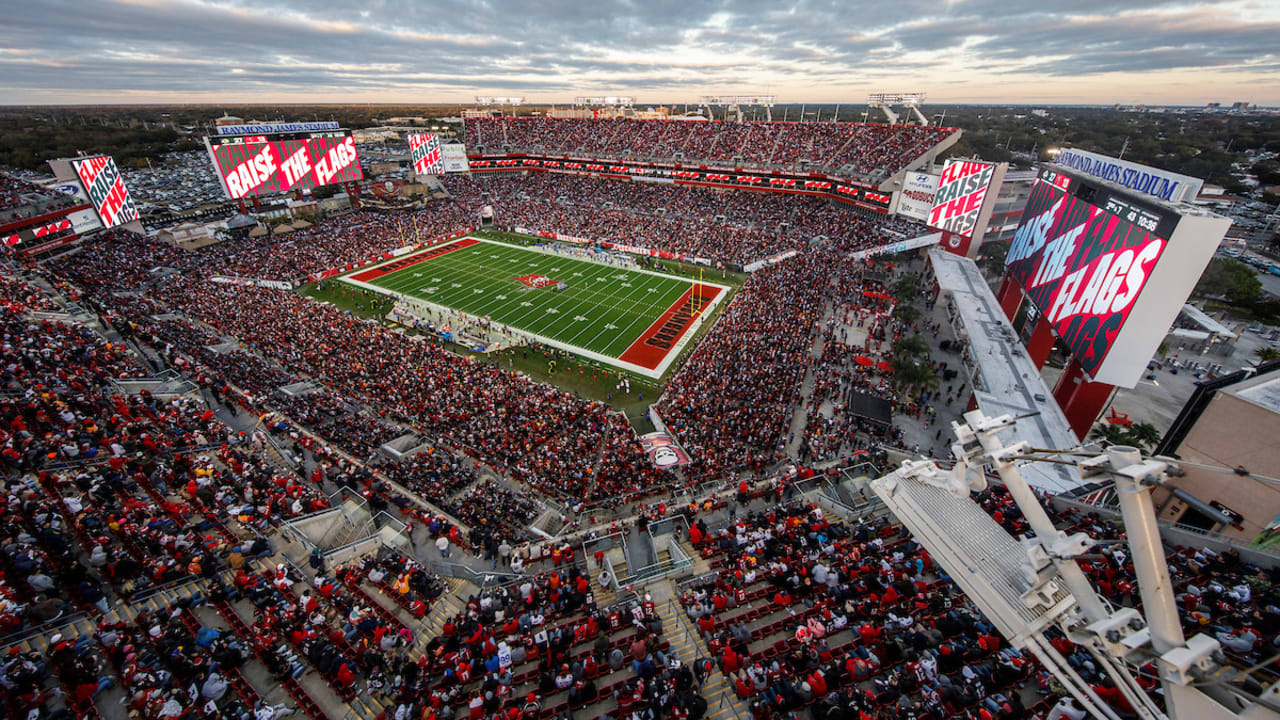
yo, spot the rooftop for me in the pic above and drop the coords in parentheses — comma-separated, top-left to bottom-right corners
(1227, 369, 1280, 415)
(930, 247, 1084, 493)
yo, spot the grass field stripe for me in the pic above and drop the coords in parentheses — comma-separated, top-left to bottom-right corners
(534, 261, 643, 340)
(337, 236, 731, 377)
(373, 249, 675, 341)
(598, 286, 683, 356)
(562, 270, 675, 348)
(385, 245, 680, 319)
(501, 259, 634, 333)
(596, 275, 691, 353)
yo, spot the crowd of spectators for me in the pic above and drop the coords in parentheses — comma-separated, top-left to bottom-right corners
(404, 564, 703, 720)
(1, 173, 65, 211)
(462, 118, 954, 179)
(654, 253, 830, 481)
(441, 173, 917, 267)
(7, 151, 1280, 720)
(200, 206, 474, 282)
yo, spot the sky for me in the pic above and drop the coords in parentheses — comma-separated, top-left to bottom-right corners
(2, 0, 1279, 106)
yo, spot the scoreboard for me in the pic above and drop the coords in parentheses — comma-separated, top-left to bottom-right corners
(408, 133, 444, 175)
(70, 155, 139, 228)
(1004, 166, 1228, 387)
(205, 129, 364, 200)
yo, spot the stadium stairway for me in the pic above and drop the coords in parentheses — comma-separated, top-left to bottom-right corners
(419, 576, 477, 645)
(652, 580, 750, 720)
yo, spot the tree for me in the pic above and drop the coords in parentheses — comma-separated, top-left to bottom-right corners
(1089, 423, 1129, 447)
(1258, 347, 1280, 363)
(1194, 258, 1262, 306)
(892, 334, 931, 361)
(891, 357, 939, 394)
(891, 275, 921, 304)
(975, 247, 1009, 281)
(893, 304, 921, 327)
(1126, 422, 1162, 451)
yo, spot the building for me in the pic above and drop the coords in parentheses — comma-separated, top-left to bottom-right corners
(977, 169, 1037, 245)
(1152, 363, 1280, 542)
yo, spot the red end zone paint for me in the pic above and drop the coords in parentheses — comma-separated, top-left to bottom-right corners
(349, 238, 480, 282)
(619, 285, 724, 370)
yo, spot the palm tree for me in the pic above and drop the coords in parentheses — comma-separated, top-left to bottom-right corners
(1257, 347, 1280, 363)
(892, 356, 939, 394)
(893, 304, 921, 327)
(1089, 423, 1129, 447)
(1124, 422, 1162, 451)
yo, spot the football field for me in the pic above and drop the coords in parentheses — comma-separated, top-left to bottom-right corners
(340, 237, 728, 377)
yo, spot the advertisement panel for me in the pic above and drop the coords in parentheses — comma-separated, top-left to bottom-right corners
(442, 145, 470, 173)
(639, 431, 691, 468)
(897, 172, 940, 222)
(1054, 148, 1202, 203)
(70, 155, 139, 229)
(1004, 167, 1228, 387)
(205, 131, 363, 200)
(408, 133, 444, 175)
(849, 232, 942, 260)
(928, 160, 995, 237)
(68, 208, 103, 235)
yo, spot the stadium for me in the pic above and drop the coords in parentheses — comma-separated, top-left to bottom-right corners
(0, 99, 1272, 720)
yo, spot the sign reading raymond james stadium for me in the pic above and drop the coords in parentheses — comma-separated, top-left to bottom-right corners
(1053, 148, 1203, 204)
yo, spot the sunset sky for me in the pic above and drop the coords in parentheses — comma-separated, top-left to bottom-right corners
(2, 0, 1278, 106)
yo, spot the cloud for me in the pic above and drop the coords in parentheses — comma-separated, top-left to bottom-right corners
(0, 0, 1277, 103)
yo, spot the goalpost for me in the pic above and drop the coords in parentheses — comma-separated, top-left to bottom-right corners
(691, 267, 705, 315)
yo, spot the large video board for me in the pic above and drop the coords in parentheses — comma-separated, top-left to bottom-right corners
(205, 130, 363, 200)
(71, 155, 139, 228)
(928, 159, 995, 237)
(1004, 167, 1228, 387)
(408, 133, 444, 175)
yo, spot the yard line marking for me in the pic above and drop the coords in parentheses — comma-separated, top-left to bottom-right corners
(351, 237, 726, 370)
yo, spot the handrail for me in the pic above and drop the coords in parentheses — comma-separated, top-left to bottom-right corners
(0, 611, 90, 652)
(261, 427, 299, 468)
(1051, 494, 1280, 562)
(431, 560, 524, 588)
(130, 574, 208, 604)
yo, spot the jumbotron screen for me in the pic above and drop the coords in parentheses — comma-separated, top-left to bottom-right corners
(205, 130, 363, 200)
(71, 155, 139, 228)
(1004, 168, 1180, 382)
(408, 133, 444, 175)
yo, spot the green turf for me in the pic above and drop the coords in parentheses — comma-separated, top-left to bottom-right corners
(345, 238, 702, 362)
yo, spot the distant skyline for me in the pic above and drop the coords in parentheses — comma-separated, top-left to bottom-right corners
(3, 0, 1279, 106)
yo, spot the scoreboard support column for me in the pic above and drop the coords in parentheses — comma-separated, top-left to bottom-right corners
(996, 273, 1023, 323)
(1052, 359, 1115, 440)
(1024, 315, 1056, 371)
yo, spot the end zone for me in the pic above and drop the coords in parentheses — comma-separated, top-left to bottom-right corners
(348, 237, 480, 282)
(619, 285, 726, 373)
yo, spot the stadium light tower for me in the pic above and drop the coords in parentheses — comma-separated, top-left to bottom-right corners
(867, 92, 929, 125)
(572, 96, 636, 119)
(473, 96, 525, 117)
(872, 409, 1280, 720)
(697, 95, 775, 122)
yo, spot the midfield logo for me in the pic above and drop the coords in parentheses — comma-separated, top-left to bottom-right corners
(512, 274, 557, 289)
